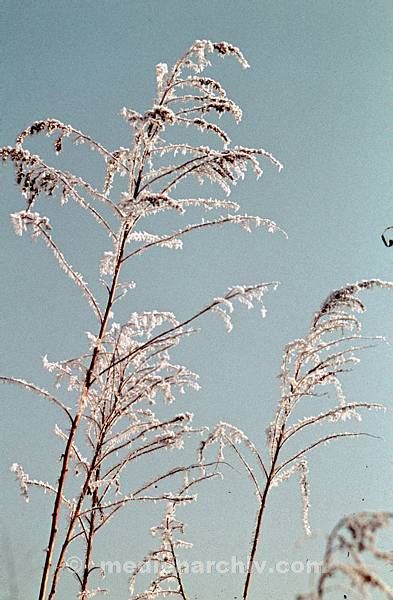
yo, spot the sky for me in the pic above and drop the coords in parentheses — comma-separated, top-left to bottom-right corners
(1, 1, 393, 599)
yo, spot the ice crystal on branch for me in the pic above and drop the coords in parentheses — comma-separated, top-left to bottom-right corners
(10, 463, 30, 502)
(128, 466, 220, 600)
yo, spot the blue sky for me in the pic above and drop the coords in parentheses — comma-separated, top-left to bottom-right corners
(1, 1, 393, 599)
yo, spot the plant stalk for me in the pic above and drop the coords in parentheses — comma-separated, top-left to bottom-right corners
(38, 226, 131, 600)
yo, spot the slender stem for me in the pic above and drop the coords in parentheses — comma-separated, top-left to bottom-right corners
(48, 409, 120, 598)
(242, 475, 272, 600)
(38, 225, 131, 600)
(80, 468, 100, 595)
(38, 414, 81, 600)
(242, 434, 283, 600)
(47, 445, 102, 599)
(169, 534, 188, 600)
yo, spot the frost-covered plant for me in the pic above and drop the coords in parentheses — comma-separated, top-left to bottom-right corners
(199, 279, 392, 600)
(297, 511, 393, 599)
(0, 40, 284, 599)
(1, 39, 389, 600)
(128, 469, 214, 600)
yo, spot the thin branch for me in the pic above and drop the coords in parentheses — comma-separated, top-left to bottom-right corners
(0, 376, 72, 422)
